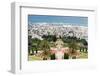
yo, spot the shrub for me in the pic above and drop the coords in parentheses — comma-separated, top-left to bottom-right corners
(64, 53, 69, 59)
(50, 54, 55, 60)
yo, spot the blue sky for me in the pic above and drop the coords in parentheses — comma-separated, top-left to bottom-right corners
(28, 15, 88, 26)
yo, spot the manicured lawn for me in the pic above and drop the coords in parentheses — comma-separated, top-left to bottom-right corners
(77, 52, 88, 59)
(28, 55, 43, 61)
(28, 52, 88, 61)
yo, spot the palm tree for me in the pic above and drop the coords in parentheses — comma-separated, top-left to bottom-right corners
(40, 40, 50, 60)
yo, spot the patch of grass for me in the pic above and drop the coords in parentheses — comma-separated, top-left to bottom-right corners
(28, 55, 43, 61)
(28, 52, 88, 61)
(78, 52, 88, 59)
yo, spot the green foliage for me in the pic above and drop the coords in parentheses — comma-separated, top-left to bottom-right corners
(64, 53, 69, 59)
(68, 40, 78, 50)
(42, 35, 57, 42)
(80, 39, 88, 46)
(40, 40, 50, 57)
(28, 36, 41, 55)
(50, 54, 55, 60)
(28, 34, 88, 59)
